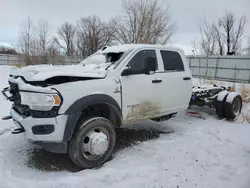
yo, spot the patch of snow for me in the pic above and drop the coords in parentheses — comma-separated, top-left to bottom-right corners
(84, 54, 106, 65)
(193, 78, 250, 96)
(0, 66, 250, 188)
(10, 64, 108, 82)
(217, 91, 229, 101)
(0, 128, 12, 136)
(100, 44, 185, 54)
(192, 84, 222, 93)
(235, 100, 250, 124)
(8, 77, 57, 93)
(99, 44, 135, 53)
(1, 111, 250, 188)
(192, 78, 232, 89)
(80, 54, 108, 66)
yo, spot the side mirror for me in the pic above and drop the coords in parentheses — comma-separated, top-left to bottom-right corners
(121, 68, 134, 76)
(144, 57, 157, 74)
(121, 68, 145, 76)
(121, 57, 157, 76)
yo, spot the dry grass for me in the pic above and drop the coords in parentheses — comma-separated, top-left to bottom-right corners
(206, 80, 217, 85)
(239, 85, 250, 102)
(12, 63, 26, 68)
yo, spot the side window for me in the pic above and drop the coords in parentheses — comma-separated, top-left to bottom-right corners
(160, 50, 184, 71)
(127, 50, 158, 70)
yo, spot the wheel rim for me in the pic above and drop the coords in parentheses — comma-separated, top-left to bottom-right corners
(81, 127, 110, 160)
(232, 97, 241, 116)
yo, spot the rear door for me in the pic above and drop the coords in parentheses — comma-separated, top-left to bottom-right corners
(155, 49, 192, 113)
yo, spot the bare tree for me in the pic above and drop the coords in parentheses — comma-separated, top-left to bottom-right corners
(219, 10, 246, 55)
(46, 40, 60, 64)
(212, 22, 224, 55)
(245, 37, 250, 55)
(55, 22, 77, 56)
(47, 43, 58, 56)
(111, 0, 175, 44)
(76, 15, 115, 57)
(18, 17, 36, 65)
(34, 19, 51, 56)
(197, 10, 247, 56)
(19, 17, 34, 56)
(191, 40, 199, 55)
(198, 18, 217, 55)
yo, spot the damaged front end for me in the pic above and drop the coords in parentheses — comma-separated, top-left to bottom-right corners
(2, 84, 26, 134)
(1, 74, 65, 134)
(1, 63, 107, 138)
(24, 75, 101, 87)
(8, 64, 108, 87)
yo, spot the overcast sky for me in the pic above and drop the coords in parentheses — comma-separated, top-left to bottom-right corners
(1, 0, 250, 54)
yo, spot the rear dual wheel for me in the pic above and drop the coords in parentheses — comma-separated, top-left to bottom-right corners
(225, 95, 242, 120)
(68, 117, 116, 169)
(215, 92, 242, 120)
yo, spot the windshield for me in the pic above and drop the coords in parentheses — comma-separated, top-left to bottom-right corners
(80, 52, 125, 66)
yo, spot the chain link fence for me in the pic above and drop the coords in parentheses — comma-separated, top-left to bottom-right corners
(0, 54, 83, 66)
(187, 55, 250, 83)
(1, 53, 250, 83)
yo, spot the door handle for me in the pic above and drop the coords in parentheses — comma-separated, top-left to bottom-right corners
(183, 77, 191, 80)
(152, 79, 162, 83)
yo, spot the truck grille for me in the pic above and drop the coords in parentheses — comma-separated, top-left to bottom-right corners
(9, 81, 30, 117)
(9, 82, 21, 104)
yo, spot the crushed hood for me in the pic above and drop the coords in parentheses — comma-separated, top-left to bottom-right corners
(9, 64, 108, 82)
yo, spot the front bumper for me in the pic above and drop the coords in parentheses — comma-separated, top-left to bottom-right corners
(10, 108, 68, 143)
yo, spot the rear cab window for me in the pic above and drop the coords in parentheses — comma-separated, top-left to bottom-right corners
(160, 50, 185, 72)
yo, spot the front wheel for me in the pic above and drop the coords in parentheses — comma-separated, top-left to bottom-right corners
(68, 117, 116, 169)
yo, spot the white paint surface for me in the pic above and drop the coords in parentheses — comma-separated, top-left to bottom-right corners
(226, 92, 242, 103)
(217, 91, 229, 102)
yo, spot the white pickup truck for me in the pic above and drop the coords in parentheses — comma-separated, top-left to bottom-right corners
(2, 44, 194, 168)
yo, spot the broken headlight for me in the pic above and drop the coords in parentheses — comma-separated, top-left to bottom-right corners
(20, 92, 61, 111)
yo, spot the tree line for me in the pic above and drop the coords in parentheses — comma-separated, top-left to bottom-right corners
(193, 10, 249, 56)
(1, 0, 249, 62)
(17, 0, 175, 62)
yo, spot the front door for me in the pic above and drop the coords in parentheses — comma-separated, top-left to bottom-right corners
(120, 49, 162, 123)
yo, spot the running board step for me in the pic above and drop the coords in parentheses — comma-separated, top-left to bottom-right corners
(151, 113, 177, 122)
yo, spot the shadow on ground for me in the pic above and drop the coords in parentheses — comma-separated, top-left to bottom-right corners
(26, 124, 174, 172)
(188, 105, 217, 117)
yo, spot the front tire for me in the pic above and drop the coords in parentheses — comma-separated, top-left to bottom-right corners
(68, 117, 116, 169)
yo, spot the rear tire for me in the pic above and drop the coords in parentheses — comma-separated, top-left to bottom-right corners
(225, 95, 242, 120)
(215, 94, 228, 119)
(68, 117, 116, 169)
(215, 101, 226, 119)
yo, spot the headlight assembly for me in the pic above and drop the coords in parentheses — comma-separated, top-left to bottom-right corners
(20, 92, 61, 111)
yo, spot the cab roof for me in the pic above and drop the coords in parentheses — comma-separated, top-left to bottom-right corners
(100, 44, 185, 54)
